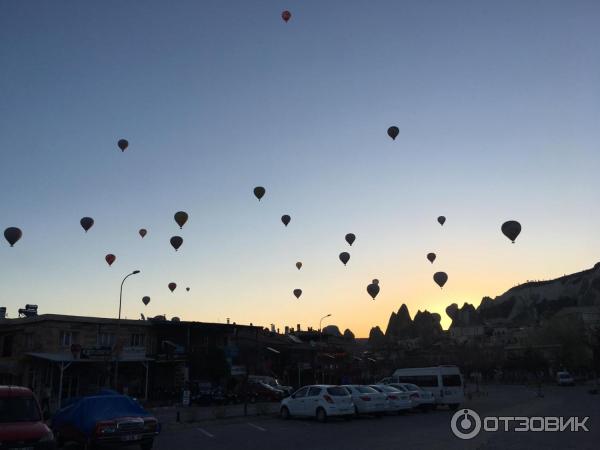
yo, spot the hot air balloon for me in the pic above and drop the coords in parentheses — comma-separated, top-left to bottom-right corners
(168, 282, 177, 293)
(139, 229, 147, 238)
(186, 287, 190, 292)
(296, 262, 302, 270)
(345, 233, 356, 246)
(501, 220, 522, 243)
(253, 186, 265, 201)
(170, 236, 183, 251)
(282, 10, 291, 22)
(438, 216, 446, 226)
(293, 289, 302, 299)
(4, 227, 22, 247)
(433, 272, 448, 289)
(427, 253, 436, 263)
(367, 282, 380, 299)
(387, 126, 399, 140)
(80, 217, 94, 232)
(117, 139, 128, 151)
(142, 296, 150, 306)
(281, 215, 291, 227)
(105, 254, 116, 266)
(339, 252, 350, 266)
(174, 211, 188, 229)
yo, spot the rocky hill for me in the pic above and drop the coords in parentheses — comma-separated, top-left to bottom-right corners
(446, 262, 600, 328)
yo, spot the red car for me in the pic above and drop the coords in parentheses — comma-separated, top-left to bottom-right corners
(0, 385, 56, 449)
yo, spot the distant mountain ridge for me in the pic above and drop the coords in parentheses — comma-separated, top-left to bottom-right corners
(447, 262, 600, 328)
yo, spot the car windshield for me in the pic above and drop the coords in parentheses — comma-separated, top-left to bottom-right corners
(356, 386, 378, 394)
(327, 387, 349, 396)
(0, 397, 41, 423)
(403, 384, 420, 391)
(381, 386, 400, 393)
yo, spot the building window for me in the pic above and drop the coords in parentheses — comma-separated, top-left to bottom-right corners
(2, 335, 13, 357)
(130, 333, 145, 347)
(97, 332, 115, 347)
(59, 331, 72, 347)
(24, 333, 34, 350)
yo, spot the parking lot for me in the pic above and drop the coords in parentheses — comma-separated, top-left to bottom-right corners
(150, 385, 599, 450)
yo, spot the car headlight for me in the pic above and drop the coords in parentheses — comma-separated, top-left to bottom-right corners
(39, 430, 54, 442)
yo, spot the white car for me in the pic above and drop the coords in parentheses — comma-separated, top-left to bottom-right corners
(389, 383, 436, 411)
(369, 384, 411, 414)
(342, 385, 387, 416)
(556, 371, 575, 386)
(280, 385, 355, 422)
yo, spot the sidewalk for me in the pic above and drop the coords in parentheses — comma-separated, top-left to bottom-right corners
(149, 402, 280, 431)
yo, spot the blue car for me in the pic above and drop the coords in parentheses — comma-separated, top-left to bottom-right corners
(51, 394, 159, 449)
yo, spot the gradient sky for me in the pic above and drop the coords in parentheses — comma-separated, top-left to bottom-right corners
(1, 1, 599, 337)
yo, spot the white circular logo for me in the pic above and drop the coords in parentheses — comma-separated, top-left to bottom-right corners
(451, 408, 482, 440)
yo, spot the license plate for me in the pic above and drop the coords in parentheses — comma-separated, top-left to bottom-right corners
(122, 434, 142, 441)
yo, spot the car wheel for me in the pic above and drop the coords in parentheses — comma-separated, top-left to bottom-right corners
(140, 440, 154, 450)
(280, 406, 290, 420)
(316, 407, 327, 423)
(448, 403, 459, 411)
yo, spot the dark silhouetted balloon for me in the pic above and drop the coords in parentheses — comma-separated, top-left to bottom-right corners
(281, 215, 291, 227)
(142, 296, 150, 306)
(174, 211, 188, 229)
(186, 287, 190, 292)
(433, 271, 448, 288)
(168, 282, 177, 293)
(501, 220, 522, 243)
(117, 139, 128, 151)
(387, 126, 399, 140)
(4, 227, 22, 247)
(253, 186, 265, 201)
(438, 216, 446, 226)
(170, 236, 183, 251)
(293, 289, 302, 299)
(282, 10, 291, 22)
(339, 252, 350, 266)
(105, 254, 116, 266)
(345, 233, 356, 246)
(367, 282, 380, 299)
(427, 253, 436, 263)
(80, 217, 94, 232)
(296, 262, 302, 270)
(139, 229, 147, 238)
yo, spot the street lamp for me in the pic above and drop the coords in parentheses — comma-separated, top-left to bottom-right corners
(319, 314, 332, 333)
(114, 270, 140, 389)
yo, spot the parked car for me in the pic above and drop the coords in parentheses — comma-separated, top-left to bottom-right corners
(0, 385, 56, 449)
(556, 371, 575, 386)
(388, 383, 435, 411)
(341, 385, 387, 416)
(51, 394, 159, 449)
(280, 385, 354, 422)
(369, 384, 412, 414)
(245, 381, 286, 402)
(248, 375, 293, 396)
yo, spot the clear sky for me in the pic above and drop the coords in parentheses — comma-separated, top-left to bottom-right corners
(1, 1, 599, 336)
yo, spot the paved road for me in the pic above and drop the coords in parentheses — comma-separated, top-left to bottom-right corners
(151, 385, 599, 450)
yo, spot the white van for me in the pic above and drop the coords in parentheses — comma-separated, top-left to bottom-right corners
(381, 366, 464, 410)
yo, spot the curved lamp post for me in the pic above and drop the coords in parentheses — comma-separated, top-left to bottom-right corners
(114, 270, 140, 389)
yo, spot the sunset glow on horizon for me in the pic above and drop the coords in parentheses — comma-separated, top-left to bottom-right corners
(1, 1, 598, 338)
